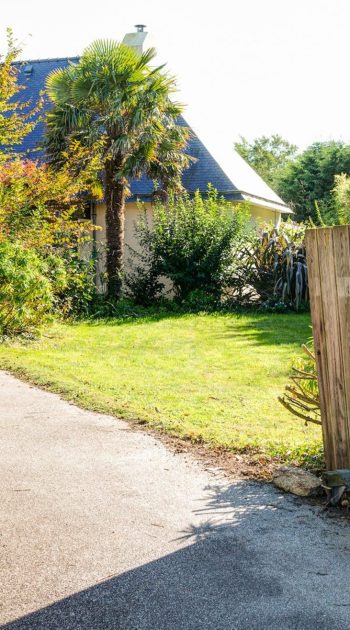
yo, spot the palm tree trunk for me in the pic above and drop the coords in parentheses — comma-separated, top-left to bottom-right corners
(105, 160, 126, 299)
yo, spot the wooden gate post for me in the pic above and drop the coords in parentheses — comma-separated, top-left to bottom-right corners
(305, 226, 350, 470)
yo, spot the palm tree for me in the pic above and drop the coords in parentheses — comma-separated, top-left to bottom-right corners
(46, 40, 190, 298)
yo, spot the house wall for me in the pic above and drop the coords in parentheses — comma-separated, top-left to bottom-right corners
(92, 200, 282, 288)
(249, 205, 282, 227)
(93, 201, 154, 290)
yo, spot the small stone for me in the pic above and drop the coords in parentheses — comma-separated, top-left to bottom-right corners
(273, 466, 322, 497)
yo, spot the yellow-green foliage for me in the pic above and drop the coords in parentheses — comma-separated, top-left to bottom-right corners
(0, 33, 104, 327)
(333, 173, 350, 225)
(0, 241, 57, 336)
(0, 150, 101, 250)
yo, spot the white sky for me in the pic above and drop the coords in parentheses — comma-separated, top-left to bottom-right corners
(1, 0, 350, 151)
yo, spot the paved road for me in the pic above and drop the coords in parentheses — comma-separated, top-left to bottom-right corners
(1, 370, 350, 629)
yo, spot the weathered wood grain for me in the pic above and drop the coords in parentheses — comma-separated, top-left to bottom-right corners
(306, 226, 350, 469)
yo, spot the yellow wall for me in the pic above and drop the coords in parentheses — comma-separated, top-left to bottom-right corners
(249, 205, 282, 227)
(94, 201, 153, 290)
(95, 201, 153, 254)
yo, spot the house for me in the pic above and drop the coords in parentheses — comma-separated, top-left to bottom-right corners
(14, 26, 291, 276)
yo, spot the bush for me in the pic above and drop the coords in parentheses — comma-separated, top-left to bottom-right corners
(50, 251, 97, 317)
(126, 187, 249, 305)
(125, 246, 165, 307)
(180, 289, 219, 312)
(0, 241, 57, 336)
(0, 239, 96, 337)
(0, 41, 103, 334)
(228, 222, 309, 311)
(0, 155, 102, 328)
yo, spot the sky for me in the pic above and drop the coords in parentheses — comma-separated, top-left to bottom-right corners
(1, 0, 350, 151)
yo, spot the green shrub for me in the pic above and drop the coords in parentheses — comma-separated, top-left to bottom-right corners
(0, 241, 55, 336)
(180, 289, 219, 312)
(125, 246, 165, 307)
(126, 187, 249, 305)
(0, 239, 96, 335)
(0, 156, 101, 329)
(228, 222, 309, 311)
(51, 251, 97, 317)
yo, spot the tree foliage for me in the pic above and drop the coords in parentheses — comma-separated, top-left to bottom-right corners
(0, 146, 102, 249)
(0, 143, 103, 323)
(0, 31, 101, 253)
(235, 135, 350, 226)
(234, 134, 297, 187)
(45, 39, 191, 298)
(276, 141, 350, 223)
(333, 173, 350, 225)
(0, 33, 107, 331)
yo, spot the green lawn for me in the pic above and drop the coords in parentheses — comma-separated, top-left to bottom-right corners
(0, 312, 321, 461)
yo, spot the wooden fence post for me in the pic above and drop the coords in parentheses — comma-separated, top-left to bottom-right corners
(305, 226, 350, 470)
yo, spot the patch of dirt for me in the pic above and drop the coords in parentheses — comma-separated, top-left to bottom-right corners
(130, 421, 350, 523)
(130, 420, 280, 480)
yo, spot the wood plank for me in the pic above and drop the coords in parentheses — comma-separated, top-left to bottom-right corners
(332, 225, 350, 466)
(305, 228, 335, 468)
(316, 227, 348, 468)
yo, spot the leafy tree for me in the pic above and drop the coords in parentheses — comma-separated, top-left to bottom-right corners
(0, 145, 101, 249)
(276, 141, 350, 223)
(0, 29, 42, 152)
(234, 134, 297, 187)
(0, 32, 102, 255)
(333, 173, 350, 225)
(0, 33, 103, 330)
(46, 40, 190, 299)
(0, 144, 103, 318)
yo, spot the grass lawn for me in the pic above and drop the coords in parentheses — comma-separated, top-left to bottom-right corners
(0, 312, 321, 462)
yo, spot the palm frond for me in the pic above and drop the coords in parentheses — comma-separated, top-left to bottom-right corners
(45, 38, 191, 187)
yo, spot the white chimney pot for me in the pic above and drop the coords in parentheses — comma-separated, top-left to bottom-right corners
(122, 25, 155, 56)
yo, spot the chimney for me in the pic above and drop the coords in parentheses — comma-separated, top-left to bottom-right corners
(122, 24, 154, 56)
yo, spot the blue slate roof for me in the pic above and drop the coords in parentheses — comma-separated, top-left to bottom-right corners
(13, 58, 79, 158)
(12, 57, 289, 211)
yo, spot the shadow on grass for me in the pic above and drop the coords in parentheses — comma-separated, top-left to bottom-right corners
(212, 314, 311, 347)
(78, 310, 195, 327)
(3, 481, 347, 630)
(75, 309, 311, 347)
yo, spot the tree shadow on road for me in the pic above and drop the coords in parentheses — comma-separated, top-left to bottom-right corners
(2, 481, 347, 630)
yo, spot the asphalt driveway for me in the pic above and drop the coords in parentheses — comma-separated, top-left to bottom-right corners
(1, 370, 350, 630)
